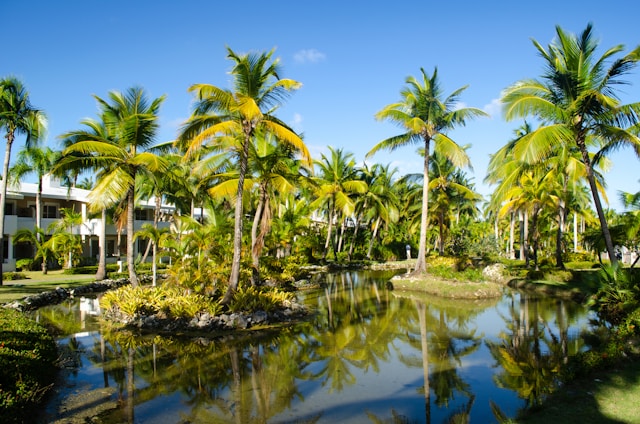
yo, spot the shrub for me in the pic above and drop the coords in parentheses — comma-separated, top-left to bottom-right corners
(2, 272, 27, 281)
(0, 308, 58, 423)
(15, 258, 34, 271)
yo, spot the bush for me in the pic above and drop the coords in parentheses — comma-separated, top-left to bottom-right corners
(15, 258, 34, 271)
(2, 272, 27, 281)
(0, 308, 58, 423)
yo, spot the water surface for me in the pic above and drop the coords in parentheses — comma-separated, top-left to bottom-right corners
(36, 270, 594, 423)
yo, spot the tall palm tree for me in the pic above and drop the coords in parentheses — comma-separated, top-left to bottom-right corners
(367, 67, 487, 274)
(310, 147, 367, 261)
(178, 47, 310, 303)
(0, 77, 47, 283)
(501, 24, 640, 265)
(58, 87, 167, 287)
(9, 145, 59, 271)
(57, 119, 113, 280)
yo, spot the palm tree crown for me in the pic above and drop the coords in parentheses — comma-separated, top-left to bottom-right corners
(501, 23, 640, 264)
(368, 67, 486, 273)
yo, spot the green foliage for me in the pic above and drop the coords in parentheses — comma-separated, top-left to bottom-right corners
(562, 308, 640, 382)
(15, 258, 35, 271)
(587, 263, 639, 325)
(228, 285, 295, 313)
(0, 308, 58, 423)
(63, 264, 120, 275)
(100, 285, 222, 319)
(260, 253, 309, 284)
(2, 272, 27, 281)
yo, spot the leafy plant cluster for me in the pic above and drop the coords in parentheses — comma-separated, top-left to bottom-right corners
(99, 283, 295, 321)
(0, 308, 58, 423)
(588, 263, 640, 325)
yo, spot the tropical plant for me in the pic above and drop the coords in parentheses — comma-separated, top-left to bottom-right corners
(501, 23, 640, 265)
(134, 223, 169, 287)
(367, 67, 487, 274)
(310, 147, 367, 261)
(0, 77, 47, 283)
(9, 145, 59, 272)
(57, 87, 167, 287)
(12, 227, 57, 274)
(178, 47, 310, 303)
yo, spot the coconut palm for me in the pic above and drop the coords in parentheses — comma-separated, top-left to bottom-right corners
(367, 67, 487, 274)
(9, 145, 59, 271)
(178, 47, 310, 303)
(57, 118, 114, 280)
(13, 227, 57, 274)
(134, 223, 169, 287)
(501, 24, 640, 265)
(58, 87, 167, 287)
(310, 147, 367, 261)
(48, 207, 83, 268)
(0, 77, 47, 283)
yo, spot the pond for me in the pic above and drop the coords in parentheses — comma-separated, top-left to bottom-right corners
(34, 270, 595, 423)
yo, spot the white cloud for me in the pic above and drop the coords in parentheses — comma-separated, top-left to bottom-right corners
(293, 49, 326, 64)
(483, 98, 502, 118)
(291, 113, 303, 131)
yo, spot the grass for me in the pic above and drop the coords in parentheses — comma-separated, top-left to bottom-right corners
(518, 358, 640, 423)
(390, 273, 503, 299)
(0, 270, 95, 304)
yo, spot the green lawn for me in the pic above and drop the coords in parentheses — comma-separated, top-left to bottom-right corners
(518, 358, 640, 423)
(0, 270, 95, 304)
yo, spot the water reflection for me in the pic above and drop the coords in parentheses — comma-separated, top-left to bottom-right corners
(38, 271, 594, 423)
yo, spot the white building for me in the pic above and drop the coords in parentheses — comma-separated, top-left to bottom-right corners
(3, 174, 174, 272)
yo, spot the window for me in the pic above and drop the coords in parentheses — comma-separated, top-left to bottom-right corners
(2, 237, 8, 261)
(107, 240, 116, 256)
(5, 203, 15, 216)
(134, 209, 149, 221)
(43, 205, 58, 219)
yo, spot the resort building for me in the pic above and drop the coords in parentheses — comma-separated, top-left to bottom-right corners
(3, 174, 174, 272)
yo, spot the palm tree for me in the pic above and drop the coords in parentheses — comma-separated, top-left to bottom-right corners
(12, 227, 57, 274)
(58, 87, 167, 287)
(367, 67, 487, 274)
(9, 145, 58, 272)
(310, 147, 367, 261)
(428, 148, 481, 255)
(0, 77, 47, 283)
(501, 24, 640, 265)
(48, 207, 83, 269)
(57, 118, 113, 281)
(134, 223, 169, 287)
(178, 47, 310, 303)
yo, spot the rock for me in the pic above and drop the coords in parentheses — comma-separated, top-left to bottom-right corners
(482, 263, 508, 284)
(252, 310, 268, 325)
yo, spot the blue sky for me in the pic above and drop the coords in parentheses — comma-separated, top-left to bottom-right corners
(3, 0, 640, 211)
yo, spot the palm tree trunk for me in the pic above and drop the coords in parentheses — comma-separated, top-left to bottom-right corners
(348, 214, 361, 261)
(337, 218, 346, 253)
(509, 212, 516, 259)
(127, 187, 139, 287)
(555, 202, 565, 269)
(251, 191, 266, 286)
(367, 217, 381, 259)
(577, 136, 617, 264)
(0, 131, 15, 285)
(438, 212, 445, 256)
(414, 137, 431, 274)
(95, 208, 107, 280)
(323, 208, 335, 261)
(223, 133, 251, 304)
